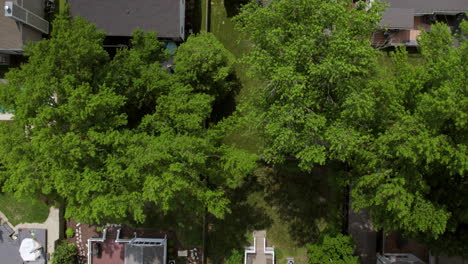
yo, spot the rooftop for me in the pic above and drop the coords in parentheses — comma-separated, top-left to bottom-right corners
(383, 0, 468, 15)
(0, 225, 47, 264)
(68, 0, 184, 40)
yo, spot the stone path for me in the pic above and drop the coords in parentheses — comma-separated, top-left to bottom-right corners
(75, 222, 87, 264)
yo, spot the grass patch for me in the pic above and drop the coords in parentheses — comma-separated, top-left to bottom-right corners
(206, 164, 343, 264)
(0, 193, 50, 226)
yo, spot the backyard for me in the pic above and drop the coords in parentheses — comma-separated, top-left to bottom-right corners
(200, 0, 346, 263)
(0, 193, 50, 226)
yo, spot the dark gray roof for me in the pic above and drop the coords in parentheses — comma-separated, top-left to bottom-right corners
(69, 0, 183, 39)
(384, 0, 468, 15)
(0, 226, 47, 264)
(379, 8, 414, 29)
(125, 243, 165, 264)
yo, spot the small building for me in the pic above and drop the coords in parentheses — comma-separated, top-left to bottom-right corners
(371, 0, 468, 47)
(68, 0, 186, 43)
(1, 0, 49, 69)
(88, 227, 167, 264)
(0, 224, 48, 264)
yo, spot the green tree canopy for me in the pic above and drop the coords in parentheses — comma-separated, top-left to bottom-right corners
(234, 0, 384, 169)
(0, 15, 257, 223)
(235, 0, 467, 255)
(307, 234, 359, 264)
(351, 22, 468, 255)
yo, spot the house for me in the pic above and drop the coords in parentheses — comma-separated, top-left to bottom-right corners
(68, 0, 186, 44)
(371, 0, 468, 47)
(0, 224, 48, 264)
(87, 226, 167, 264)
(1, 0, 49, 71)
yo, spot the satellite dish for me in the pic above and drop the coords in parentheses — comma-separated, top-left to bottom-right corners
(19, 238, 42, 262)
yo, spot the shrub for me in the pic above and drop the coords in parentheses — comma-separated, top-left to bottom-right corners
(65, 228, 74, 238)
(225, 249, 243, 264)
(307, 233, 359, 264)
(52, 242, 77, 264)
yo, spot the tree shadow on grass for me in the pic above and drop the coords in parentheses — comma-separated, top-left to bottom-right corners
(223, 0, 250, 18)
(209, 72, 243, 124)
(206, 182, 273, 263)
(256, 162, 344, 246)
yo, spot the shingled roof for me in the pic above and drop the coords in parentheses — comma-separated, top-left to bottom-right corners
(384, 0, 468, 15)
(379, 8, 414, 29)
(380, 0, 468, 29)
(69, 0, 184, 40)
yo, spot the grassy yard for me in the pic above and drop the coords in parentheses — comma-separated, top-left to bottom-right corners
(206, 164, 344, 264)
(0, 193, 50, 226)
(205, 1, 345, 263)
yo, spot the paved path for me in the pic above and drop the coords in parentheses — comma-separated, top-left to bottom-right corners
(13, 207, 60, 255)
(250, 230, 269, 264)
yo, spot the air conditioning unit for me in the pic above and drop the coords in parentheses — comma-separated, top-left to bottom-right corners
(0, 54, 10, 66)
(4, 1, 49, 34)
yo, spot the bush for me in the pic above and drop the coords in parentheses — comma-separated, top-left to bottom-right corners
(52, 242, 77, 264)
(225, 249, 243, 264)
(96, 226, 105, 232)
(65, 228, 74, 238)
(307, 233, 359, 264)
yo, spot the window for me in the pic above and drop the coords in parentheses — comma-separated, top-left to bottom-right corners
(0, 55, 10, 66)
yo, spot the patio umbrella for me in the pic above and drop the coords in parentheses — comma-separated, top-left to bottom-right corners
(19, 238, 42, 261)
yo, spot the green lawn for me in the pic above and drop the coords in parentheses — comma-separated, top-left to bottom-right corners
(206, 163, 343, 264)
(0, 193, 50, 226)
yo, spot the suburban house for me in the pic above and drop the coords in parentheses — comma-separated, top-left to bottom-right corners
(68, 0, 186, 45)
(371, 0, 468, 47)
(87, 226, 168, 264)
(1, 0, 49, 71)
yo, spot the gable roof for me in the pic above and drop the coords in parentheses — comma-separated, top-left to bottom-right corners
(380, 0, 468, 29)
(383, 0, 468, 15)
(379, 8, 414, 29)
(69, 0, 183, 39)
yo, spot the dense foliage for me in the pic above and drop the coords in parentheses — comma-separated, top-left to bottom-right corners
(224, 249, 243, 264)
(51, 242, 77, 264)
(351, 22, 468, 255)
(307, 234, 359, 264)
(235, 0, 467, 255)
(0, 15, 257, 223)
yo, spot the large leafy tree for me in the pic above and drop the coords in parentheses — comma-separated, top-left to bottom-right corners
(234, 0, 384, 169)
(350, 22, 468, 255)
(0, 15, 257, 223)
(235, 0, 467, 255)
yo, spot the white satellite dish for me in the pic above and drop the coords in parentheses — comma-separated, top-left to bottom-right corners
(19, 238, 42, 262)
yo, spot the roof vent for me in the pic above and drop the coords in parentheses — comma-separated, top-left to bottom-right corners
(4, 1, 49, 34)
